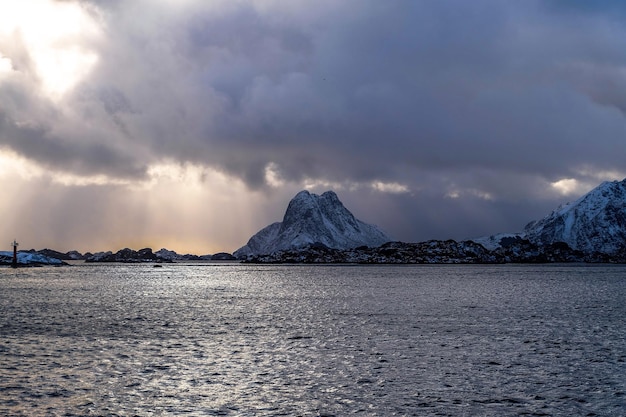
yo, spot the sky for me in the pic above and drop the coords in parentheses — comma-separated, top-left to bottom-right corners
(0, 0, 625, 254)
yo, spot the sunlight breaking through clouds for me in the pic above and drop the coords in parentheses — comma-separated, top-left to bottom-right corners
(0, 53, 11, 73)
(1, 1, 626, 252)
(0, 149, 128, 186)
(551, 178, 581, 196)
(0, 0, 101, 99)
(264, 162, 286, 188)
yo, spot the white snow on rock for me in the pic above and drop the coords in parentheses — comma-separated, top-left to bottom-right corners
(470, 233, 526, 251)
(0, 251, 64, 265)
(234, 190, 391, 258)
(155, 248, 182, 261)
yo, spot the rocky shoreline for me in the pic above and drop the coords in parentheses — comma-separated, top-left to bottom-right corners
(241, 239, 626, 264)
(6, 238, 626, 266)
(1, 247, 237, 266)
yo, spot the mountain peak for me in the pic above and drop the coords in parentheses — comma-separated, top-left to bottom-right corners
(293, 190, 312, 199)
(234, 190, 391, 258)
(473, 178, 626, 254)
(321, 190, 339, 199)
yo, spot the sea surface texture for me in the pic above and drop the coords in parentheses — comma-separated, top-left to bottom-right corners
(1, 264, 625, 416)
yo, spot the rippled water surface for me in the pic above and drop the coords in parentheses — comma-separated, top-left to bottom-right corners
(1, 263, 625, 416)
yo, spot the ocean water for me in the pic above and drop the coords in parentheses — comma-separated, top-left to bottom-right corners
(0, 263, 624, 416)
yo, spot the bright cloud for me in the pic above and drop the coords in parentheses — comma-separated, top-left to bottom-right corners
(551, 178, 581, 196)
(0, 0, 100, 99)
(371, 181, 410, 194)
(0, 54, 11, 73)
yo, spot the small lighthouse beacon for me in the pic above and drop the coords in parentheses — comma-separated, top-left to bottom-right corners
(11, 239, 18, 268)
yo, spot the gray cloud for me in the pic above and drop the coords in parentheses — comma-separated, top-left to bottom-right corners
(2, 0, 626, 248)
(0, 111, 147, 179)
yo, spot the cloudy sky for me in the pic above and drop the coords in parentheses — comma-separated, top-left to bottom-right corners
(1, 0, 625, 254)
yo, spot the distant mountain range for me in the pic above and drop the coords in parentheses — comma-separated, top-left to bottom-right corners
(241, 180, 626, 263)
(5, 179, 626, 265)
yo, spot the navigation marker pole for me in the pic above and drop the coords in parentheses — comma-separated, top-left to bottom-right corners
(11, 239, 18, 268)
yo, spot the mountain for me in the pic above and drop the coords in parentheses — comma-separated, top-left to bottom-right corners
(234, 190, 391, 258)
(474, 179, 626, 255)
(523, 179, 626, 254)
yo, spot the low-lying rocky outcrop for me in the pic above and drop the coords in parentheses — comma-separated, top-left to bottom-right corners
(85, 248, 165, 263)
(0, 251, 67, 266)
(85, 247, 236, 262)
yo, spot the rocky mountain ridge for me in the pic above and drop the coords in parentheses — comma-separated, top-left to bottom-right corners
(240, 180, 626, 263)
(473, 179, 626, 254)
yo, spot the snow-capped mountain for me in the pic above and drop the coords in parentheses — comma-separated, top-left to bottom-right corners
(523, 179, 626, 254)
(473, 179, 626, 255)
(234, 190, 391, 258)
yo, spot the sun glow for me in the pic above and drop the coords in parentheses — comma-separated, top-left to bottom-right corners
(0, 53, 11, 73)
(0, 153, 257, 254)
(0, 150, 41, 180)
(0, 0, 100, 99)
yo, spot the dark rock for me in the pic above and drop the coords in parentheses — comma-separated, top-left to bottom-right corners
(211, 252, 237, 260)
(85, 248, 171, 263)
(242, 237, 626, 264)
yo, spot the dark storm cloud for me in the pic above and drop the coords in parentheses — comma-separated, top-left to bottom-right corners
(0, 55, 146, 179)
(342, 187, 558, 243)
(0, 112, 146, 178)
(168, 0, 625, 188)
(2, 0, 626, 242)
(546, 0, 626, 15)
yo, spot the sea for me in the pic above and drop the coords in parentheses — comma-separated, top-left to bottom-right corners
(0, 263, 624, 416)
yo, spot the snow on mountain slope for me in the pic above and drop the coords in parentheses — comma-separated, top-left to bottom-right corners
(234, 190, 391, 258)
(523, 179, 626, 254)
(470, 233, 525, 251)
(233, 222, 282, 259)
(472, 179, 626, 254)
